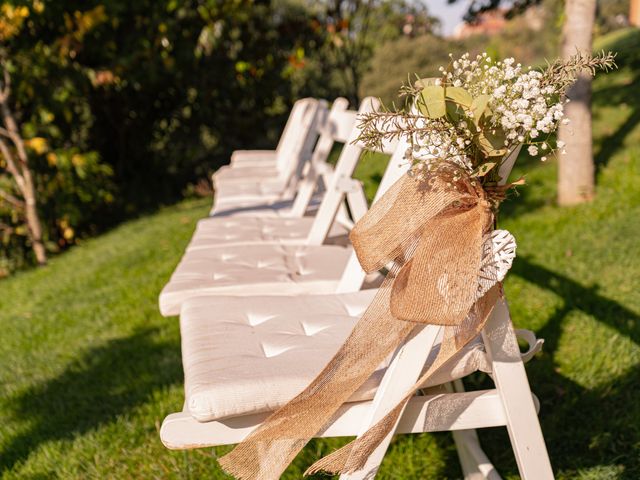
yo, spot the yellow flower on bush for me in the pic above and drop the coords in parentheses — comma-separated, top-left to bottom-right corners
(46, 152, 57, 166)
(25, 137, 49, 155)
(0, 4, 30, 41)
(71, 154, 85, 167)
(63, 226, 75, 241)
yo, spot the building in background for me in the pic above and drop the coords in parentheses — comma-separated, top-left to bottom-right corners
(453, 9, 507, 38)
(631, 0, 640, 26)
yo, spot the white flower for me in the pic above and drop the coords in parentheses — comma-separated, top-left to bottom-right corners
(541, 156, 547, 162)
(557, 140, 565, 149)
(528, 145, 538, 156)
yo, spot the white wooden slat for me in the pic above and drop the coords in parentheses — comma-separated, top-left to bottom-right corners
(281, 100, 328, 197)
(482, 300, 554, 480)
(160, 389, 510, 450)
(449, 380, 503, 480)
(274, 98, 316, 172)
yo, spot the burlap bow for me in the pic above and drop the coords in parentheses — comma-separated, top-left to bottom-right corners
(219, 172, 503, 480)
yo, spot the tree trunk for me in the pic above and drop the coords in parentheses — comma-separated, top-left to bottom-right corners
(631, 0, 640, 27)
(557, 0, 597, 206)
(22, 170, 47, 265)
(0, 67, 48, 265)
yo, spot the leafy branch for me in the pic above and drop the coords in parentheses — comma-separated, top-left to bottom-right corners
(542, 50, 617, 95)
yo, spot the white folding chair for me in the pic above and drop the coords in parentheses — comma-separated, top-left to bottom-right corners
(217, 97, 319, 174)
(185, 98, 365, 251)
(160, 150, 553, 479)
(208, 98, 358, 219)
(212, 98, 325, 204)
(161, 294, 548, 479)
(158, 109, 408, 317)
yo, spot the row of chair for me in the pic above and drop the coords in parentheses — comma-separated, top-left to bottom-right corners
(158, 98, 555, 479)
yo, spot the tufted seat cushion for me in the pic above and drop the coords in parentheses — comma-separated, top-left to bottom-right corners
(186, 217, 348, 251)
(159, 244, 352, 316)
(230, 150, 278, 168)
(209, 193, 322, 218)
(214, 179, 288, 204)
(214, 164, 281, 183)
(180, 291, 491, 422)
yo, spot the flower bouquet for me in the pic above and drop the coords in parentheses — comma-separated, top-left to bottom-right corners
(357, 51, 615, 205)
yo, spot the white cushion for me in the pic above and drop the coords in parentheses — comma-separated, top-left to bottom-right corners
(186, 217, 349, 250)
(214, 180, 287, 203)
(214, 164, 281, 183)
(209, 194, 322, 218)
(159, 244, 351, 316)
(180, 291, 491, 422)
(230, 150, 277, 167)
(210, 199, 294, 218)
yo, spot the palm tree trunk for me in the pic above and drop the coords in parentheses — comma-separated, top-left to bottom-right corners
(557, 0, 597, 206)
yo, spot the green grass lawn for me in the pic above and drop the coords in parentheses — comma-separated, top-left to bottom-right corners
(2, 29, 640, 479)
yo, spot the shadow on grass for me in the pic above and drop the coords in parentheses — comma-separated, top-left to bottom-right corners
(477, 257, 640, 478)
(593, 29, 640, 174)
(0, 328, 182, 473)
(593, 77, 640, 174)
(513, 257, 640, 344)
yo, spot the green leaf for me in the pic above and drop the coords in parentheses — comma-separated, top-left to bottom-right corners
(415, 77, 439, 88)
(419, 85, 446, 119)
(445, 86, 473, 108)
(445, 100, 462, 122)
(476, 128, 507, 157)
(471, 94, 491, 122)
(473, 161, 497, 177)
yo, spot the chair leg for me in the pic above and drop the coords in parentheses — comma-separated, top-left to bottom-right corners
(340, 325, 442, 480)
(482, 299, 554, 480)
(448, 381, 502, 480)
(452, 429, 502, 480)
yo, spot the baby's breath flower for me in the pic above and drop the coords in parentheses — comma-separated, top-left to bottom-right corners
(353, 50, 615, 187)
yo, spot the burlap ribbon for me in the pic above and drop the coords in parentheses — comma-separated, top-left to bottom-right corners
(219, 172, 503, 479)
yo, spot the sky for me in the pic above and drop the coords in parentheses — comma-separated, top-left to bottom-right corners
(427, 0, 471, 36)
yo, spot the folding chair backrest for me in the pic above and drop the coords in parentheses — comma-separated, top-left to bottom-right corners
(273, 98, 317, 172)
(276, 98, 327, 188)
(304, 97, 385, 245)
(288, 98, 353, 215)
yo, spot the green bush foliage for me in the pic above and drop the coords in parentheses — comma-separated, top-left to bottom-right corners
(0, 0, 325, 273)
